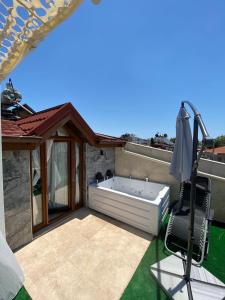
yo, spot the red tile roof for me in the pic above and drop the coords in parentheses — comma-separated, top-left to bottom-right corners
(15, 103, 66, 135)
(1, 103, 125, 147)
(206, 146, 225, 154)
(95, 133, 125, 144)
(1, 119, 25, 136)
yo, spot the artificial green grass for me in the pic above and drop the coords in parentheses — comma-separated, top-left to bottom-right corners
(121, 222, 225, 300)
(13, 287, 31, 300)
(202, 224, 225, 283)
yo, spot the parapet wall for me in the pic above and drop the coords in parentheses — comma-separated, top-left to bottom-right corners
(115, 143, 225, 223)
(125, 142, 225, 178)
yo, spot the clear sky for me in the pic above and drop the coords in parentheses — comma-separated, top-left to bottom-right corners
(2, 0, 225, 138)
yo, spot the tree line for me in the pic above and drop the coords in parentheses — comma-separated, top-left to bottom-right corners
(120, 133, 225, 148)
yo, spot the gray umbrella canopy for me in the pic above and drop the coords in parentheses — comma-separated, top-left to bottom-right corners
(170, 106, 193, 182)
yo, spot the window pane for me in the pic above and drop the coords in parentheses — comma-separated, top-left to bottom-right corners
(56, 127, 69, 136)
(48, 142, 69, 213)
(32, 147, 43, 226)
(51, 127, 70, 137)
(75, 143, 80, 204)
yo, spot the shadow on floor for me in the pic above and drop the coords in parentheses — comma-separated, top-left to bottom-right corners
(31, 207, 153, 243)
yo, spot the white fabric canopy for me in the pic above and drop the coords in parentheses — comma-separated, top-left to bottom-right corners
(0, 0, 84, 81)
(0, 232, 24, 300)
(170, 106, 193, 183)
(47, 140, 68, 209)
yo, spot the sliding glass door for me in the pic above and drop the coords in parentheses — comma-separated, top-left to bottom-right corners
(31, 147, 43, 227)
(31, 136, 83, 231)
(47, 141, 69, 220)
(75, 143, 80, 205)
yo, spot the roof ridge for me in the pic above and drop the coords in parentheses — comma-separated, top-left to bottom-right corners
(15, 102, 70, 123)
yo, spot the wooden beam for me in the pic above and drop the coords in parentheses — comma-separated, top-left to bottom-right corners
(41, 142, 48, 227)
(2, 136, 42, 143)
(80, 142, 85, 208)
(3, 143, 39, 150)
(70, 140, 75, 211)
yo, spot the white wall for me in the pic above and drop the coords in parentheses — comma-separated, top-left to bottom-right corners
(115, 143, 225, 223)
(125, 142, 225, 178)
(0, 103, 5, 236)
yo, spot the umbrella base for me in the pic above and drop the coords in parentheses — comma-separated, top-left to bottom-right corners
(150, 253, 225, 300)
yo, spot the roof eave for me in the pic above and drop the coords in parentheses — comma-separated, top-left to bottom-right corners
(95, 141, 126, 147)
(2, 135, 42, 143)
(2, 135, 42, 150)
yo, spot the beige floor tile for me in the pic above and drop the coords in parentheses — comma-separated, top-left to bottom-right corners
(34, 261, 82, 300)
(15, 208, 151, 300)
(74, 279, 109, 300)
(86, 254, 136, 300)
(48, 231, 89, 258)
(78, 214, 108, 239)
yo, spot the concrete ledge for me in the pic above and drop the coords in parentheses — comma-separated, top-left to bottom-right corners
(125, 142, 225, 178)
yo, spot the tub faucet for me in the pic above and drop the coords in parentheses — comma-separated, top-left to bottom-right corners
(145, 177, 149, 182)
(129, 175, 132, 179)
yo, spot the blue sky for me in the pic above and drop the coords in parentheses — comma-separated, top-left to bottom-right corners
(3, 0, 225, 138)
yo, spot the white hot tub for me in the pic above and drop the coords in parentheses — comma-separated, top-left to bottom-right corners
(88, 176, 170, 235)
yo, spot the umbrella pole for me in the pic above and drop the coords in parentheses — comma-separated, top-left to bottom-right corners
(150, 102, 224, 300)
(185, 116, 198, 282)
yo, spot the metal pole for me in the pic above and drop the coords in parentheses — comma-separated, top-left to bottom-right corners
(181, 100, 209, 139)
(185, 116, 198, 280)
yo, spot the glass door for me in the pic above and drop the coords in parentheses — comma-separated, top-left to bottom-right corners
(31, 137, 83, 231)
(31, 147, 44, 228)
(75, 143, 81, 205)
(47, 141, 69, 221)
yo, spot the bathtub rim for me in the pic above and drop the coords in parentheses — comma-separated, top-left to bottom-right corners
(89, 176, 170, 206)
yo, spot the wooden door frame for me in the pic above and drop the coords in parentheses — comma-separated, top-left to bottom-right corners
(31, 136, 84, 233)
(30, 143, 47, 232)
(47, 139, 71, 225)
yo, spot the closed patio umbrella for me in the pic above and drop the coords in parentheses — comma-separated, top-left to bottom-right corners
(170, 106, 193, 183)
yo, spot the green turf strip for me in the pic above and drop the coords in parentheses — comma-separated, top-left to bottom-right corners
(202, 225, 225, 283)
(121, 222, 225, 300)
(13, 287, 31, 300)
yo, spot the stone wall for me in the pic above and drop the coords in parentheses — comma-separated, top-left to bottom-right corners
(86, 144, 115, 185)
(2, 150, 32, 250)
